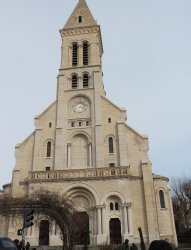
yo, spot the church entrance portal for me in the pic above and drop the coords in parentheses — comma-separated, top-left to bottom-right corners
(72, 212, 89, 245)
(39, 220, 49, 245)
(109, 218, 122, 244)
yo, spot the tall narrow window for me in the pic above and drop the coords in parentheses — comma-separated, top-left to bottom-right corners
(115, 202, 119, 210)
(72, 43, 78, 66)
(110, 203, 114, 211)
(108, 137, 114, 153)
(78, 16, 82, 23)
(83, 42, 89, 65)
(47, 141, 51, 157)
(83, 73, 89, 88)
(159, 190, 166, 208)
(72, 74, 78, 89)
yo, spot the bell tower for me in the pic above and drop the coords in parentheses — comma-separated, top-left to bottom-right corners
(54, 0, 105, 170)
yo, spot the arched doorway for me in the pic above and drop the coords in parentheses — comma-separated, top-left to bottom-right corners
(109, 218, 122, 244)
(72, 212, 89, 245)
(39, 220, 49, 245)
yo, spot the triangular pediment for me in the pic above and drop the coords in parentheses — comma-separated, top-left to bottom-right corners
(64, 0, 97, 29)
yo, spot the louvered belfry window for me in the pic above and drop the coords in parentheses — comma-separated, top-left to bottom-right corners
(72, 43, 78, 66)
(83, 42, 88, 65)
(83, 73, 89, 88)
(72, 75, 78, 89)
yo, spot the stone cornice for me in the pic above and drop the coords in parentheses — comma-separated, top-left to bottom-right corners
(60, 25, 100, 37)
(153, 174, 169, 182)
(58, 64, 101, 73)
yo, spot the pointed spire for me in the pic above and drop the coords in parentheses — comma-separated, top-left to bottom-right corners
(64, 0, 97, 29)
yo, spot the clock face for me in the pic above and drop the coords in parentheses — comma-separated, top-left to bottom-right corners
(74, 103, 86, 113)
(72, 97, 89, 114)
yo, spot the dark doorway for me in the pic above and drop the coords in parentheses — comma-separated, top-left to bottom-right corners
(109, 218, 122, 244)
(72, 212, 89, 245)
(39, 220, 49, 245)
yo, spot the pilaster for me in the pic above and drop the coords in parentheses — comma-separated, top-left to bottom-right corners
(117, 120, 129, 167)
(142, 160, 159, 242)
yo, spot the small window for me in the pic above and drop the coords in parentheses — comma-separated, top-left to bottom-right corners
(46, 167, 50, 171)
(86, 121, 89, 126)
(71, 122, 74, 127)
(79, 122, 82, 127)
(49, 122, 52, 128)
(72, 43, 78, 67)
(159, 190, 166, 208)
(108, 118, 111, 123)
(115, 202, 119, 210)
(110, 203, 114, 211)
(109, 163, 115, 168)
(72, 74, 78, 89)
(83, 42, 89, 65)
(108, 137, 114, 153)
(78, 16, 82, 23)
(83, 73, 89, 88)
(46, 141, 51, 157)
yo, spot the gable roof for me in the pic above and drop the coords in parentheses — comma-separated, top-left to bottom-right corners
(64, 0, 97, 29)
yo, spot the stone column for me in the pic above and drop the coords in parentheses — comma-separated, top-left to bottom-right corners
(122, 205, 128, 234)
(78, 76, 82, 88)
(122, 202, 133, 241)
(67, 143, 71, 167)
(89, 143, 92, 167)
(79, 44, 83, 66)
(67, 77, 71, 89)
(127, 202, 133, 235)
(96, 205, 107, 244)
(97, 207, 102, 235)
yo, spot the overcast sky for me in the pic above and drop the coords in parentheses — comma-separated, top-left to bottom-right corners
(0, 0, 191, 189)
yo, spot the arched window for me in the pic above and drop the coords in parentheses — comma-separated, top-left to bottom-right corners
(83, 42, 89, 65)
(72, 43, 78, 66)
(115, 202, 119, 210)
(72, 74, 78, 89)
(46, 141, 51, 157)
(83, 73, 89, 88)
(110, 203, 114, 211)
(108, 137, 114, 153)
(159, 190, 166, 208)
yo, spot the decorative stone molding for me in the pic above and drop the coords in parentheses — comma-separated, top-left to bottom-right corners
(29, 166, 130, 183)
(60, 27, 100, 37)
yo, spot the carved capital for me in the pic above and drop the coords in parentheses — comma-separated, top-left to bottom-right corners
(122, 201, 132, 207)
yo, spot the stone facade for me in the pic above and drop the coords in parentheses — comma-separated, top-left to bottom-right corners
(0, 0, 177, 247)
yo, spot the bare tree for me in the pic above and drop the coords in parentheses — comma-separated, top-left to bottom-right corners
(171, 177, 191, 234)
(0, 189, 75, 250)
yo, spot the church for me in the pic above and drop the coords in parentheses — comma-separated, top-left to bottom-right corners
(0, 0, 177, 247)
